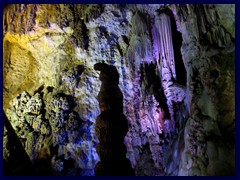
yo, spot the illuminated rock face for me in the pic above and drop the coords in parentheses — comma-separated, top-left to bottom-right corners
(3, 4, 235, 176)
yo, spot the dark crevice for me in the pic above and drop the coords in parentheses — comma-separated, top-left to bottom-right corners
(142, 62, 170, 119)
(56, 93, 77, 111)
(80, 19, 89, 51)
(169, 10, 186, 86)
(122, 35, 129, 46)
(173, 30, 186, 86)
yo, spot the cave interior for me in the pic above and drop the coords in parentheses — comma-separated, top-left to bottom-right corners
(3, 4, 235, 176)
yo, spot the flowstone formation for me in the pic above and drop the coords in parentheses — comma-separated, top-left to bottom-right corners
(94, 63, 134, 176)
(3, 4, 235, 176)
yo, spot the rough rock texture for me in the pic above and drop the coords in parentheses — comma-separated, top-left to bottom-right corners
(3, 4, 235, 176)
(4, 90, 92, 175)
(172, 4, 235, 176)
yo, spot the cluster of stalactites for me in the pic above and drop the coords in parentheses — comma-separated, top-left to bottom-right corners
(127, 11, 154, 75)
(127, 10, 178, 134)
(128, 10, 176, 85)
(152, 13, 176, 81)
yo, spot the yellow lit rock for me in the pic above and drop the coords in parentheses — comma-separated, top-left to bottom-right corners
(3, 24, 74, 110)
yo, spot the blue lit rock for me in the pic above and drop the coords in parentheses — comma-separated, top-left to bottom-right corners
(3, 4, 235, 176)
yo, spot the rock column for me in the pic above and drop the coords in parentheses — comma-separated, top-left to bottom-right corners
(94, 63, 134, 176)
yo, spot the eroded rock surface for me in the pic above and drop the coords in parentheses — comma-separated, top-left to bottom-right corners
(3, 4, 235, 176)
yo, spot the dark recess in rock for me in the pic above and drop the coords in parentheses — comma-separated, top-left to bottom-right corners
(94, 63, 135, 176)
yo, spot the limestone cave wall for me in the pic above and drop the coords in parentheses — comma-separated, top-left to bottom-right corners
(3, 4, 235, 176)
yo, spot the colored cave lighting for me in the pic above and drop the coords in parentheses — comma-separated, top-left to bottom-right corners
(153, 13, 176, 81)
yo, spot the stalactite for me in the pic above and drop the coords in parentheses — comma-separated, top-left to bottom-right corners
(131, 11, 149, 36)
(194, 5, 233, 47)
(128, 11, 153, 75)
(128, 35, 153, 71)
(154, 13, 176, 80)
(152, 12, 179, 134)
(3, 4, 235, 176)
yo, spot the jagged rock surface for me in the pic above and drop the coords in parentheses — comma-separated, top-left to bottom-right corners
(3, 4, 235, 176)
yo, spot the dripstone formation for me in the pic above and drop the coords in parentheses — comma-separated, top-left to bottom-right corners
(94, 63, 134, 176)
(3, 4, 235, 176)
